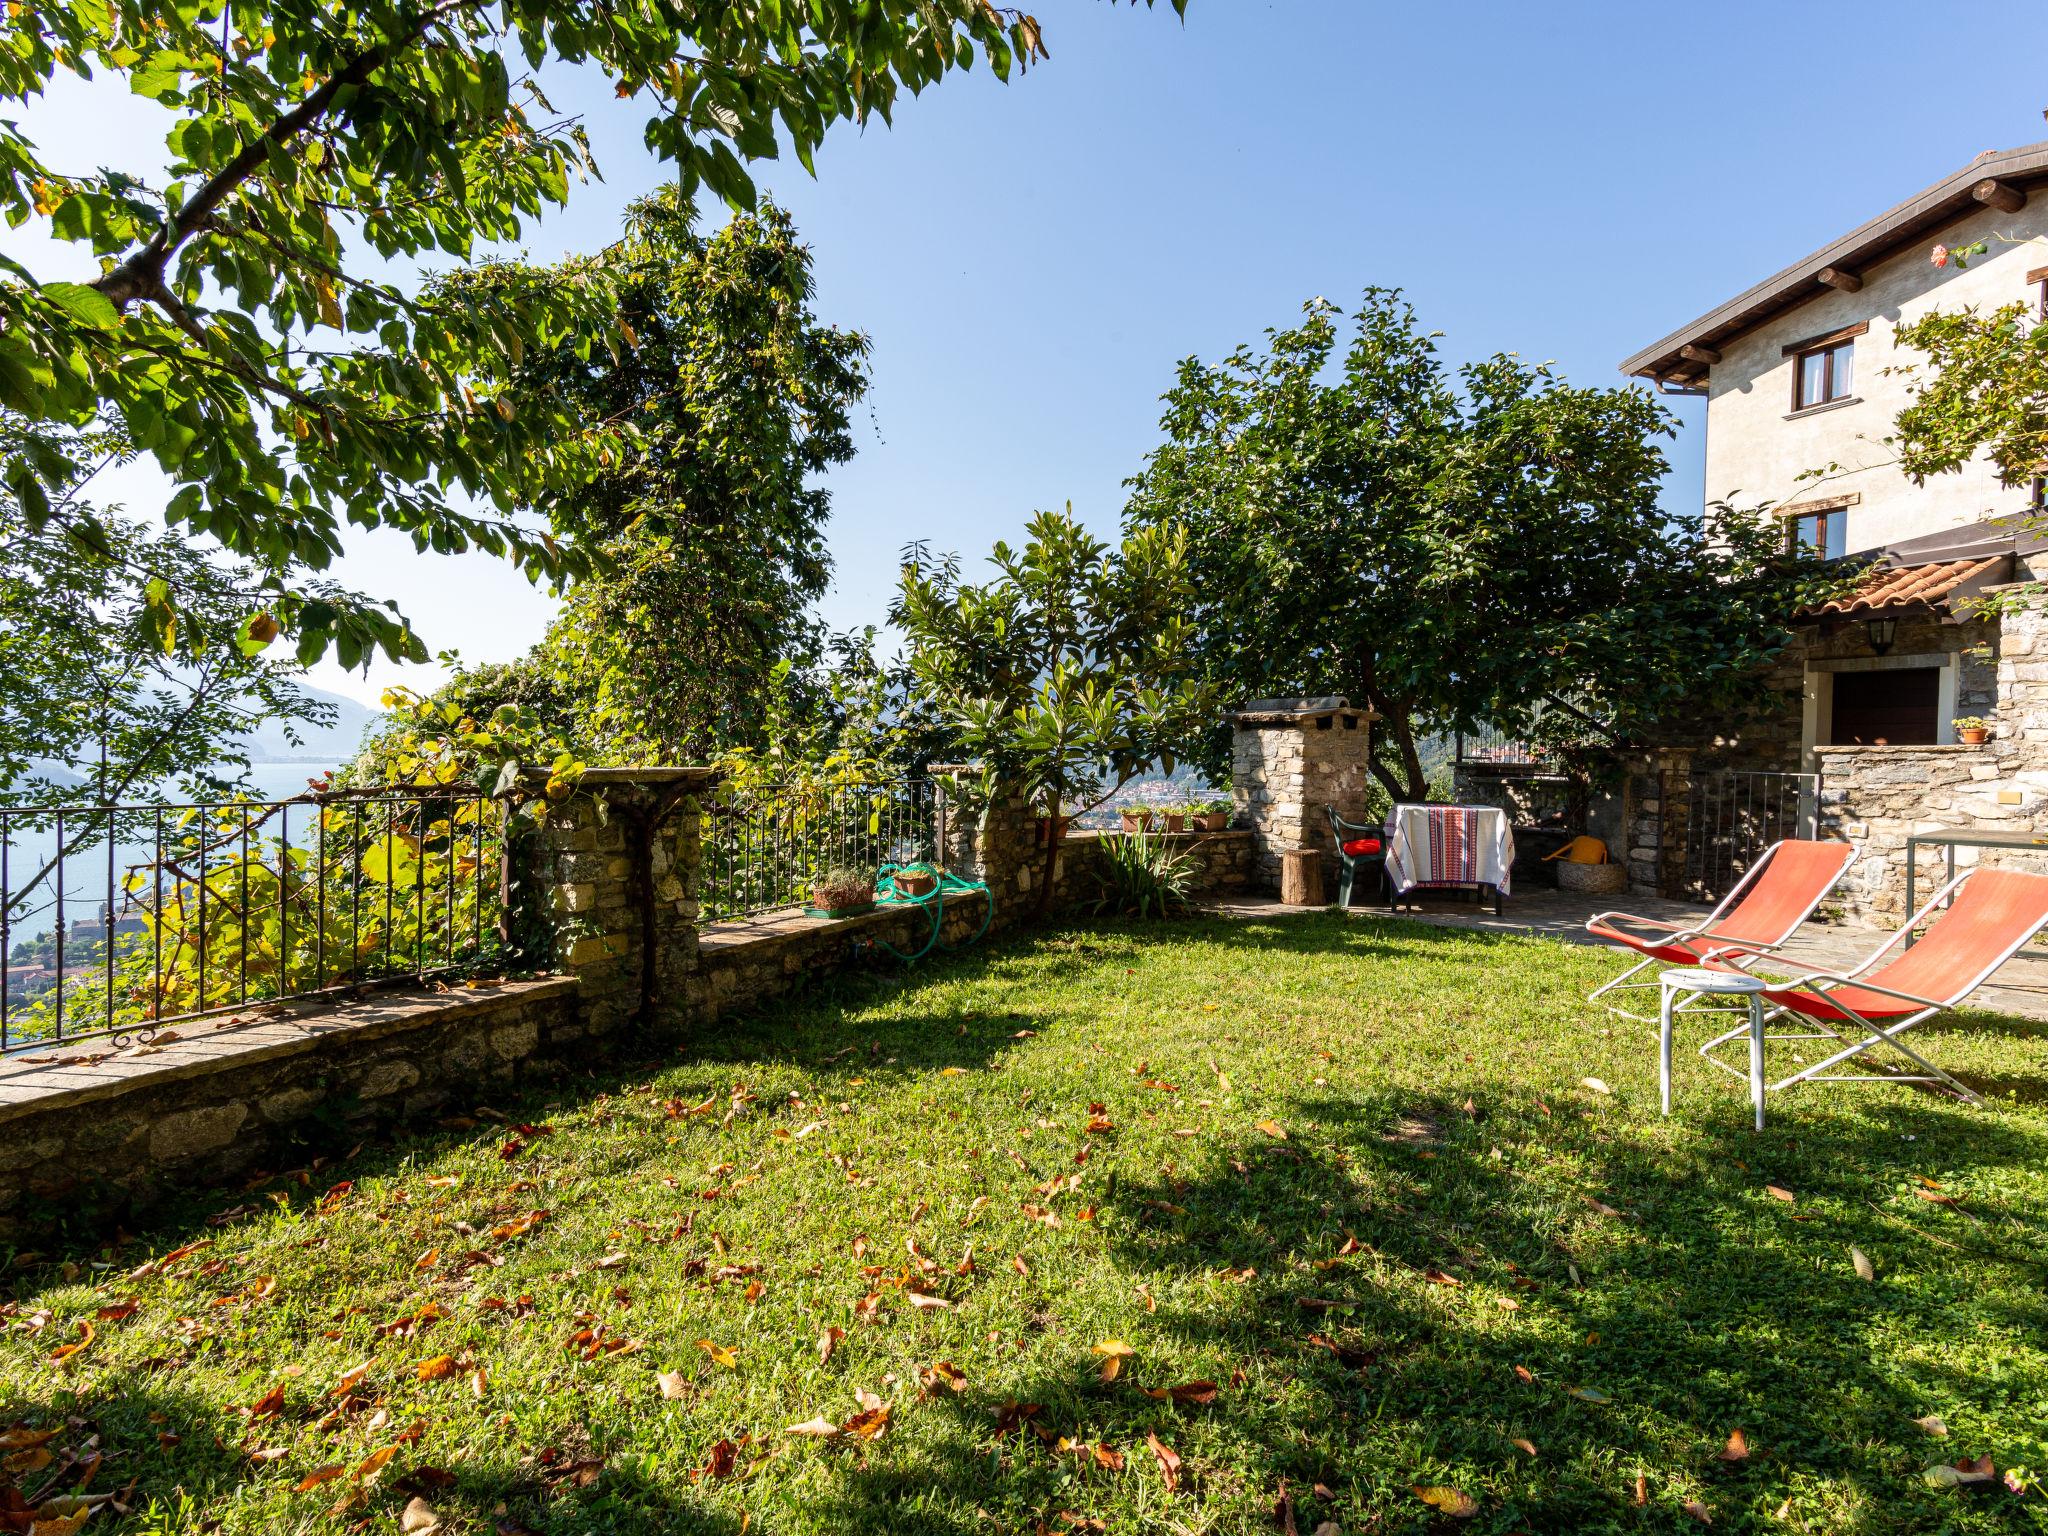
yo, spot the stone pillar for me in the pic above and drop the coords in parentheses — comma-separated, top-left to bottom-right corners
(1618, 749, 1691, 901)
(1228, 698, 1375, 895)
(932, 766, 1036, 930)
(529, 766, 717, 1039)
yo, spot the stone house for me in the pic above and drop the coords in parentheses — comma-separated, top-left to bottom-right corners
(1613, 141, 2048, 921)
(1465, 144, 2048, 921)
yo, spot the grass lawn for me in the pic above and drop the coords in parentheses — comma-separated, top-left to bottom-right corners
(5, 912, 2048, 1535)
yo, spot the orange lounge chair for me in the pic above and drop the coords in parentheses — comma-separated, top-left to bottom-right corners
(1586, 839, 1858, 1022)
(1702, 865, 2048, 1106)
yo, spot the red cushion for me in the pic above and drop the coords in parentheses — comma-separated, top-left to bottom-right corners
(1341, 838, 1382, 857)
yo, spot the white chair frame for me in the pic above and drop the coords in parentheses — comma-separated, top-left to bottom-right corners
(1699, 868, 2048, 1104)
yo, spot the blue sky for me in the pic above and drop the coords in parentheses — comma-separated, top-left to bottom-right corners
(12, 0, 2048, 706)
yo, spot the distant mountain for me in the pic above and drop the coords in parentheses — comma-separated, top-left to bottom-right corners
(239, 686, 381, 764)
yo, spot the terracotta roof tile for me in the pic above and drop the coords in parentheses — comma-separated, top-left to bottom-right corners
(1804, 555, 2007, 617)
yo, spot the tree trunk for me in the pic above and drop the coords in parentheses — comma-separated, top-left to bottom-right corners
(1033, 793, 1063, 919)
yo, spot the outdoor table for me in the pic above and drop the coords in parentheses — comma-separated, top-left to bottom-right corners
(1660, 968, 1767, 1131)
(1903, 828, 2048, 946)
(1384, 803, 1513, 915)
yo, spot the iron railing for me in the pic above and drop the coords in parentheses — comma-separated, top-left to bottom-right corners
(1454, 723, 1548, 770)
(1681, 769, 1820, 902)
(1, 787, 508, 1054)
(700, 779, 940, 924)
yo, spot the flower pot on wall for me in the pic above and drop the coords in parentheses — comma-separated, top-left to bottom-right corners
(1119, 809, 1153, 834)
(1960, 728, 1989, 745)
(1035, 815, 1069, 847)
(1163, 813, 1186, 833)
(1199, 811, 1228, 832)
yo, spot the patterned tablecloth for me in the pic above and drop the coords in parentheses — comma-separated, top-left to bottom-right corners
(1384, 804, 1515, 898)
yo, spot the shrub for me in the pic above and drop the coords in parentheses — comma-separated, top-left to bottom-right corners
(1090, 829, 1198, 919)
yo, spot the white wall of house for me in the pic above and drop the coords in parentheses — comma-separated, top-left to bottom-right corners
(1702, 199, 2048, 550)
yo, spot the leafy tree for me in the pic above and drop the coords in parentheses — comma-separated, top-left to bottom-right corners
(2, 0, 1183, 663)
(470, 188, 870, 764)
(1123, 291, 1846, 802)
(0, 423, 333, 811)
(1892, 246, 2048, 492)
(894, 507, 1214, 914)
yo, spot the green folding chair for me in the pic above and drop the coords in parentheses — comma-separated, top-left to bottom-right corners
(1327, 806, 1387, 909)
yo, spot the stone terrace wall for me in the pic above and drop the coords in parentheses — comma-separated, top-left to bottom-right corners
(0, 978, 578, 1236)
(1817, 745, 2048, 924)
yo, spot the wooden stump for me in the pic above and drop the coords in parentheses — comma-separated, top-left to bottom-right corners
(1280, 847, 1323, 907)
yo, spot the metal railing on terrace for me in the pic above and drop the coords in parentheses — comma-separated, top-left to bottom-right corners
(1, 787, 509, 1054)
(1453, 723, 1549, 770)
(700, 778, 941, 924)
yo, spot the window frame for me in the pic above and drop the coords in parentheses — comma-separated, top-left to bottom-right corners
(1787, 506, 1847, 560)
(1791, 337, 1855, 411)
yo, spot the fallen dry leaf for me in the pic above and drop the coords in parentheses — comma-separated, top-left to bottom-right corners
(1851, 1246, 1875, 1282)
(657, 1371, 689, 1400)
(1511, 1436, 1538, 1457)
(415, 1354, 460, 1383)
(1256, 1119, 1288, 1140)
(1579, 1077, 1612, 1095)
(696, 1339, 738, 1369)
(295, 1465, 347, 1491)
(1717, 1429, 1749, 1462)
(1146, 1431, 1181, 1493)
(1682, 1498, 1714, 1524)
(1413, 1484, 1478, 1518)
(818, 1326, 845, 1366)
(1765, 1185, 1795, 1203)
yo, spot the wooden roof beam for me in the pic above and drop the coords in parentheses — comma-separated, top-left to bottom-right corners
(1973, 177, 2028, 213)
(1678, 343, 1721, 366)
(1817, 267, 1863, 293)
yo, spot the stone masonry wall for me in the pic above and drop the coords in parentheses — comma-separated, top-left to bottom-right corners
(1808, 604, 2048, 923)
(0, 979, 579, 1238)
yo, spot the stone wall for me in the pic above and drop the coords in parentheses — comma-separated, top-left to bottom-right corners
(0, 978, 579, 1237)
(1780, 603, 2048, 923)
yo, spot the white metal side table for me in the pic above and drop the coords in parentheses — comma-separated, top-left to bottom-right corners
(1659, 968, 1768, 1131)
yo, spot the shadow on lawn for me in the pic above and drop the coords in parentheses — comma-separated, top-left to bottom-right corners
(798, 1082, 2048, 1534)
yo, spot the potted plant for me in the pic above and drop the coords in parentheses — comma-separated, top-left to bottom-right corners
(1162, 802, 1188, 833)
(892, 862, 940, 898)
(805, 866, 878, 919)
(1034, 804, 1073, 847)
(1197, 797, 1230, 832)
(1954, 715, 1992, 746)
(1119, 804, 1155, 834)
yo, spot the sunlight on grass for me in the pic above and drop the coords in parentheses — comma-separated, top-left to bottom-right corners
(5, 913, 2046, 1534)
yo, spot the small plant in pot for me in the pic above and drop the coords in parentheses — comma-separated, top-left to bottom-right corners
(1197, 796, 1230, 832)
(1955, 715, 1992, 746)
(805, 866, 878, 919)
(1161, 802, 1189, 833)
(1034, 804, 1075, 847)
(1119, 804, 1155, 834)
(891, 862, 940, 898)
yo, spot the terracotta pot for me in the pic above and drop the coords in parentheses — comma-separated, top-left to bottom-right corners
(1119, 809, 1153, 833)
(1960, 728, 1989, 745)
(894, 870, 938, 897)
(1199, 811, 1228, 832)
(1035, 815, 1069, 847)
(1163, 813, 1187, 833)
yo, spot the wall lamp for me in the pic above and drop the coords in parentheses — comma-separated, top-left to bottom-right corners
(1866, 616, 1897, 656)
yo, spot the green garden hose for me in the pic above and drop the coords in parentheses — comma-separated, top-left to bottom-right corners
(868, 865, 994, 963)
